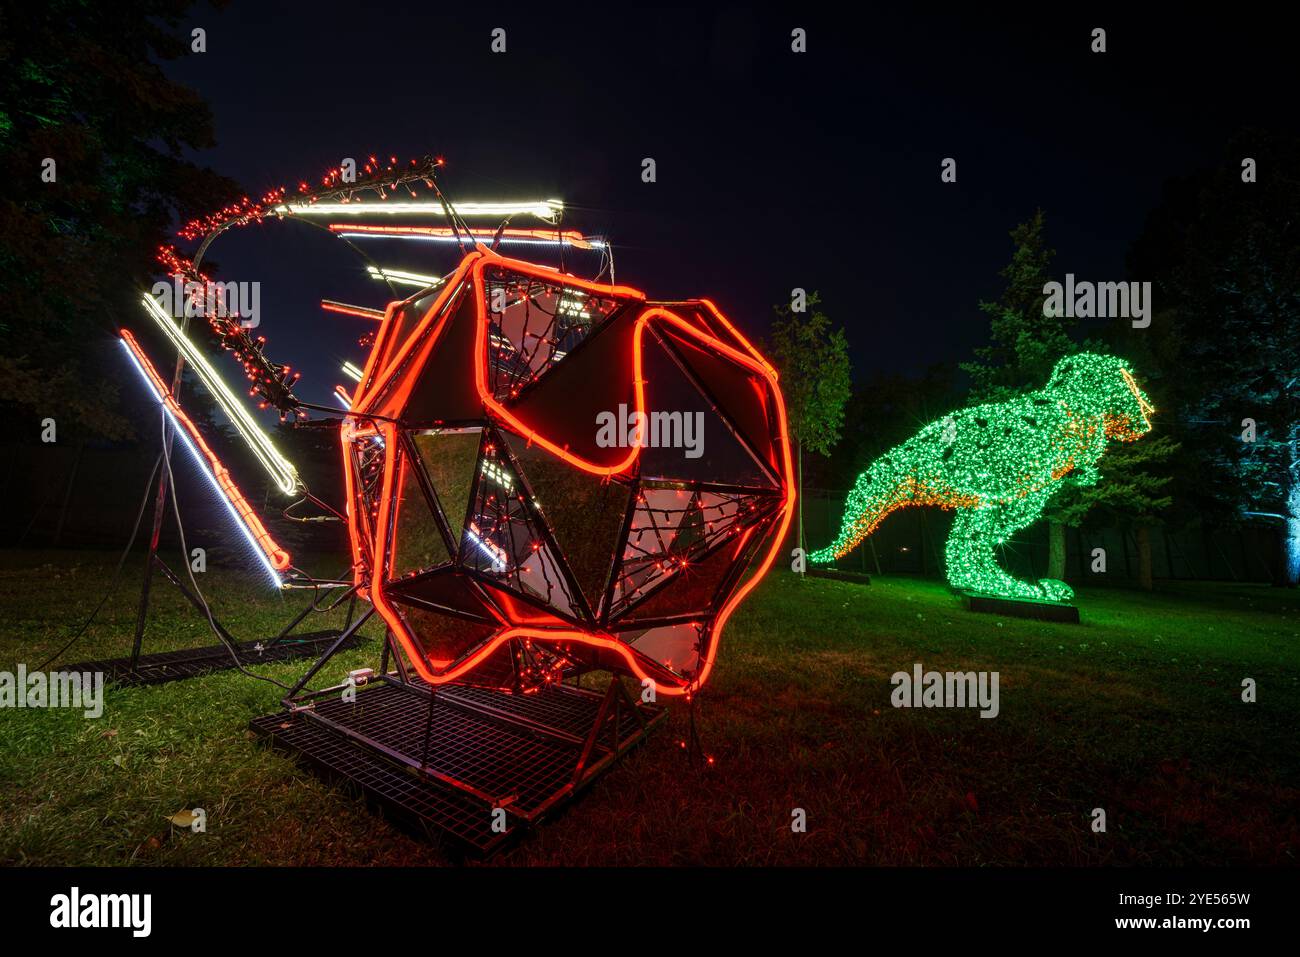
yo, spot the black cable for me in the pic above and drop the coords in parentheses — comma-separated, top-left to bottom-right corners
(35, 454, 163, 670)
(490, 213, 516, 252)
(158, 413, 295, 691)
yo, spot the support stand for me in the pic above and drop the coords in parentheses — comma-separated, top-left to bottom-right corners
(56, 557, 366, 686)
(251, 632, 667, 857)
(61, 322, 368, 686)
(808, 566, 872, 585)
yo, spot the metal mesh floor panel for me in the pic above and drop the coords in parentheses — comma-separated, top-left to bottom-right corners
(249, 707, 514, 855)
(56, 631, 364, 687)
(251, 678, 664, 856)
(437, 681, 650, 744)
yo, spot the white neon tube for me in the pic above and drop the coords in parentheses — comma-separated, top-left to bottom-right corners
(365, 265, 447, 288)
(120, 340, 284, 589)
(140, 294, 301, 496)
(275, 199, 564, 223)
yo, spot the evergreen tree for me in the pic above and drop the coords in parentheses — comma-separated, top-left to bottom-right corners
(962, 209, 1074, 403)
(1130, 131, 1300, 585)
(962, 210, 1081, 579)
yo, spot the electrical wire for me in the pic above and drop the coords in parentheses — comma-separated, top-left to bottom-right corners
(35, 454, 163, 670)
(158, 411, 297, 691)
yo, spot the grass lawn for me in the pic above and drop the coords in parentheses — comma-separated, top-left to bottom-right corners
(0, 548, 1296, 866)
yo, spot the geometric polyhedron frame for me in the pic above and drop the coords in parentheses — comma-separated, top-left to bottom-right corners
(342, 249, 794, 696)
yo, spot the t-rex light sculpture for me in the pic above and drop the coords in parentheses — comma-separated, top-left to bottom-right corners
(810, 353, 1154, 601)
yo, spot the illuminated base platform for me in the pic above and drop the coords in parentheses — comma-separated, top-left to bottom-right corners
(250, 674, 666, 857)
(963, 592, 1080, 624)
(808, 567, 872, 585)
(55, 631, 366, 688)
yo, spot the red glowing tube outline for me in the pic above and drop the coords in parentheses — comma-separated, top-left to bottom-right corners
(320, 300, 386, 321)
(348, 249, 795, 696)
(354, 255, 481, 412)
(119, 329, 292, 574)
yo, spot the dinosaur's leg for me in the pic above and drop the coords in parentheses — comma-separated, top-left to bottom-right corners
(987, 494, 1071, 598)
(947, 494, 1074, 600)
(992, 493, 1074, 601)
(946, 507, 1044, 599)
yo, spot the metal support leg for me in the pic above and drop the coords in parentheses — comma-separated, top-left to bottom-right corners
(267, 583, 359, 649)
(572, 677, 645, 787)
(283, 607, 375, 707)
(153, 556, 242, 649)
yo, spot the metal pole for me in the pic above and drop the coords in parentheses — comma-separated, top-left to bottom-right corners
(283, 608, 375, 706)
(129, 312, 190, 671)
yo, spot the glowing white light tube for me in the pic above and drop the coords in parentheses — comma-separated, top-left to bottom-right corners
(140, 294, 301, 495)
(275, 199, 564, 223)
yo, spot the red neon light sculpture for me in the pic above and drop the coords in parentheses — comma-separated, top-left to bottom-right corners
(132, 154, 792, 700)
(343, 249, 795, 696)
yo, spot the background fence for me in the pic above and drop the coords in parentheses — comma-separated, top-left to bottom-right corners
(796, 487, 1285, 585)
(2, 443, 1287, 585)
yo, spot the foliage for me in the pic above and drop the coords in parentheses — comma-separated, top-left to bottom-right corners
(1130, 130, 1300, 582)
(768, 291, 852, 456)
(961, 209, 1075, 404)
(0, 0, 240, 439)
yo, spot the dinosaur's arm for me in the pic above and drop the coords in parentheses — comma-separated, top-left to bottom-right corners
(1059, 415, 1109, 487)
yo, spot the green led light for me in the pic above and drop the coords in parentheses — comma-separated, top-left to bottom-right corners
(811, 353, 1155, 601)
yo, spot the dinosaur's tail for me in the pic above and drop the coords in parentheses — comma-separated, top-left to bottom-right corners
(809, 461, 916, 564)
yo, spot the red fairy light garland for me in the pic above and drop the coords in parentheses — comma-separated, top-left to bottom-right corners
(159, 154, 447, 418)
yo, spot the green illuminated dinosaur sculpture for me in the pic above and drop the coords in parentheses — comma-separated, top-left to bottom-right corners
(809, 353, 1154, 601)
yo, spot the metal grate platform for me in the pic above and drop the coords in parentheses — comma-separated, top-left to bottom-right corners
(250, 676, 665, 856)
(250, 704, 514, 855)
(55, 631, 367, 687)
(437, 681, 650, 746)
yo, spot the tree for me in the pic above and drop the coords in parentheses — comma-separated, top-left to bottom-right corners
(1129, 131, 1300, 585)
(962, 210, 1074, 403)
(1055, 433, 1180, 590)
(961, 210, 1080, 579)
(826, 363, 960, 491)
(0, 0, 240, 440)
(768, 292, 852, 572)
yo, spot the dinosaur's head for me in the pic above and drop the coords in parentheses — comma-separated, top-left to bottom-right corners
(1046, 353, 1153, 442)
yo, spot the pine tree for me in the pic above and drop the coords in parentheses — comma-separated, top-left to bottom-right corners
(962, 210, 1081, 579)
(962, 209, 1074, 403)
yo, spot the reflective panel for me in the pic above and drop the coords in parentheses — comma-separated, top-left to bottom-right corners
(412, 429, 481, 550)
(462, 433, 579, 618)
(388, 450, 450, 580)
(505, 432, 630, 618)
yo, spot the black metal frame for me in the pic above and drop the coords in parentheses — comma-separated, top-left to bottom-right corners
(251, 623, 666, 855)
(56, 551, 367, 687)
(102, 293, 368, 687)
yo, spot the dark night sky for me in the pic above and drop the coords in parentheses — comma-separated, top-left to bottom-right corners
(160, 4, 1293, 409)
